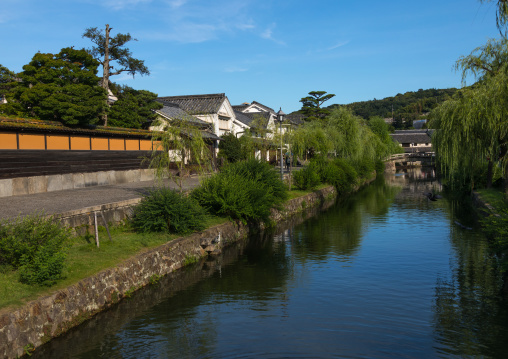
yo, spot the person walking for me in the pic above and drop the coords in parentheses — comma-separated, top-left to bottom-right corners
(285, 150, 291, 171)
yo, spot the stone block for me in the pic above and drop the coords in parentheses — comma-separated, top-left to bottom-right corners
(113, 171, 127, 184)
(0, 178, 13, 198)
(28, 176, 48, 194)
(125, 169, 141, 183)
(97, 171, 111, 186)
(84, 172, 98, 187)
(47, 174, 63, 192)
(12, 177, 29, 196)
(61, 173, 74, 191)
(72, 173, 85, 189)
(140, 168, 155, 182)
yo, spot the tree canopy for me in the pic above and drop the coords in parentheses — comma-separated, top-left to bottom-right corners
(1, 48, 106, 126)
(299, 91, 335, 121)
(108, 85, 162, 129)
(83, 24, 150, 126)
(431, 0, 508, 192)
(0, 64, 16, 100)
(287, 107, 398, 164)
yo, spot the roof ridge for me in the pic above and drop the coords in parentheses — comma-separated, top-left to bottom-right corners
(158, 93, 225, 100)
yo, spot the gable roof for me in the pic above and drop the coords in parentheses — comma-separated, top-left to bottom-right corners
(390, 130, 432, 144)
(286, 112, 306, 125)
(234, 110, 254, 127)
(251, 101, 275, 114)
(233, 101, 276, 115)
(157, 93, 226, 115)
(156, 103, 210, 129)
(236, 111, 271, 129)
(232, 104, 250, 112)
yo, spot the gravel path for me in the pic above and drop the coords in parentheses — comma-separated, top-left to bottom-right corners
(0, 177, 202, 220)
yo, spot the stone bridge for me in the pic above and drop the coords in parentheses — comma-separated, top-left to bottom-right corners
(384, 152, 435, 171)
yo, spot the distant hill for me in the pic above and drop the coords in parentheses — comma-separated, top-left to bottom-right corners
(289, 88, 459, 129)
(329, 88, 459, 127)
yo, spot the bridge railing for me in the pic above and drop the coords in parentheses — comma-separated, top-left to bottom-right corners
(385, 152, 435, 161)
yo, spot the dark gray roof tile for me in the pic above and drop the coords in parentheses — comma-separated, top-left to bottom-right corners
(157, 93, 226, 115)
(156, 104, 210, 128)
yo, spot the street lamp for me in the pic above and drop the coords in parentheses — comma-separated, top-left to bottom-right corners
(277, 107, 285, 182)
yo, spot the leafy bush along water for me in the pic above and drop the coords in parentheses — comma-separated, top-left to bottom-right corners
(192, 159, 288, 223)
(293, 165, 320, 190)
(0, 213, 70, 285)
(132, 187, 207, 234)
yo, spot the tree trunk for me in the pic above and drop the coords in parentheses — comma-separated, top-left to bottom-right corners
(102, 24, 111, 127)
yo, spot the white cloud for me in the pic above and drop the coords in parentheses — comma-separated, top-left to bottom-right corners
(148, 0, 257, 44)
(260, 23, 285, 45)
(168, 0, 188, 8)
(144, 23, 217, 43)
(328, 40, 350, 50)
(224, 66, 248, 73)
(99, 0, 152, 10)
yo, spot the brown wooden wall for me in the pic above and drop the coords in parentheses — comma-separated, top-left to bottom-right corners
(0, 150, 152, 179)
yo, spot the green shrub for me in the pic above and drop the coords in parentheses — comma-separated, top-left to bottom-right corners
(0, 213, 70, 285)
(333, 159, 358, 185)
(218, 132, 245, 163)
(192, 159, 287, 223)
(308, 156, 330, 182)
(293, 165, 320, 190)
(352, 157, 375, 179)
(374, 159, 385, 174)
(132, 187, 207, 234)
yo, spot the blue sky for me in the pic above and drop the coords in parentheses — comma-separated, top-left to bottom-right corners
(0, 0, 501, 113)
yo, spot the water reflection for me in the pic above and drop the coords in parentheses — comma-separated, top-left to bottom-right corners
(32, 171, 508, 359)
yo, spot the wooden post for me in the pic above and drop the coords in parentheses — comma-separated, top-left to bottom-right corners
(94, 211, 100, 248)
(100, 210, 113, 242)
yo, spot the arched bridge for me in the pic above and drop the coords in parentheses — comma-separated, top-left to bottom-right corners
(384, 152, 435, 171)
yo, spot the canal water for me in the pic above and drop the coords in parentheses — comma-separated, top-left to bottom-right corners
(34, 169, 508, 358)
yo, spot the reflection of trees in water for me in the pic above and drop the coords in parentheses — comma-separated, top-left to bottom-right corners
(290, 178, 400, 261)
(432, 200, 508, 358)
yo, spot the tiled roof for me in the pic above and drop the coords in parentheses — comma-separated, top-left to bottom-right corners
(0, 116, 152, 138)
(156, 104, 210, 129)
(232, 104, 249, 112)
(251, 101, 275, 114)
(157, 93, 226, 115)
(286, 113, 306, 125)
(238, 111, 271, 129)
(234, 110, 254, 127)
(233, 101, 276, 115)
(390, 131, 432, 144)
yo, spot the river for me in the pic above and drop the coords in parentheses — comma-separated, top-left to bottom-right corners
(33, 169, 508, 358)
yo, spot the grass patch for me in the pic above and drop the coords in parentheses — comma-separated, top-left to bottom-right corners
(476, 188, 508, 211)
(0, 216, 228, 311)
(287, 184, 330, 200)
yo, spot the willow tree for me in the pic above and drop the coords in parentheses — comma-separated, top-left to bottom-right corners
(146, 117, 210, 192)
(287, 107, 387, 163)
(431, 71, 508, 190)
(431, 23, 508, 191)
(481, 0, 508, 37)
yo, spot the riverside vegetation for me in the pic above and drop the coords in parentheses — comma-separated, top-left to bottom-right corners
(0, 154, 383, 311)
(0, 105, 399, 310)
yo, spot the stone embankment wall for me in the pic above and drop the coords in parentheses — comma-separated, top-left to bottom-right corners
(0, 186, 337, 359)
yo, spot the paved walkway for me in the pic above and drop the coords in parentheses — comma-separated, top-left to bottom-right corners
(0, 165, 298, 221)
(0, 177, 202, 221)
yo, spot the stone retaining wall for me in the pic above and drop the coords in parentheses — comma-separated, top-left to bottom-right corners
(0, 169, 155, 198)
(0, 186, 337, 359)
